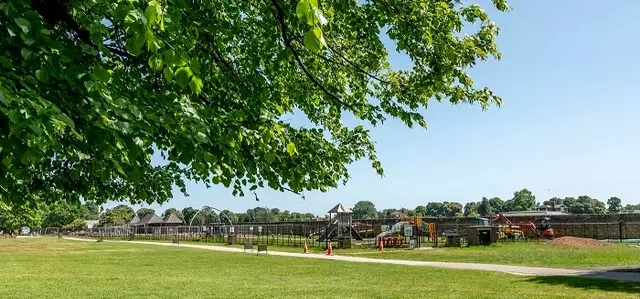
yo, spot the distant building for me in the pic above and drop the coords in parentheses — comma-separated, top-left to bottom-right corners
(131, 213, 164, 227)
(162, 213, 184, 226)
(536, 204, 569, 213)
(500, 211, 568, 218)
(389, 212, 407, 219)
(619, 210, 640, 214)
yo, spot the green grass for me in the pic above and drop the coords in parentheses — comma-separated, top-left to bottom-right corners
(339, 242, 640, 269)
(128, 237, 640, 269)
(1, 238, 639, 299)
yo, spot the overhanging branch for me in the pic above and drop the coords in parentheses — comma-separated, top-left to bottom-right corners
(268, 0, 358, 112)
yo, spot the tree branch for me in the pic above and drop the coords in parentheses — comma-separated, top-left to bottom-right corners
(268, 0, 358, 112)
(326, 44, 391, 84)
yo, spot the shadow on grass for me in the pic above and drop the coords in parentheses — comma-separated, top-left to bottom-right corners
(526, 276, 640, 294)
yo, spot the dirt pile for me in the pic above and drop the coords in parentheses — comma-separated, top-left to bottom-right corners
(544, 236, 615, 248)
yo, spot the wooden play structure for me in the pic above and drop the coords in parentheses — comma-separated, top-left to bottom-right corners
(318, 203, 363, 248)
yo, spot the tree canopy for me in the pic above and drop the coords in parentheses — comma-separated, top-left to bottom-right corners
(352, 201, 377, 219)
(505, 189, 536, 212)
(607, 197, 622, 214)
(0, 0, 508, 207)
(135, 208, 156, 218)
(97, 204, 134, 226)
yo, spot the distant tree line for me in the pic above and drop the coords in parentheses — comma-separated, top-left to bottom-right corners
(2, 188, 639, 230)
(351, 189, 637, 219)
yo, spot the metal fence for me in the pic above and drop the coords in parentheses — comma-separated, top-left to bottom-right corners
(48, 220, 640, 248)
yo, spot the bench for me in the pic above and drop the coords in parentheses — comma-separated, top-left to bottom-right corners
(243, 243, 253, 253)
(257, 244, 268, 255)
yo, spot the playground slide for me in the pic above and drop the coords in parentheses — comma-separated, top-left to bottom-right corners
(317, 225, 364, 241)
(349, 226, 364, 240)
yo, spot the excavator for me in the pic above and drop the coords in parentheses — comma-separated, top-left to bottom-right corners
(491, 213, 554, 240)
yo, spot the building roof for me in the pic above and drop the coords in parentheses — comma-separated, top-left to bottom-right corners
(129, 215, 140, 225)
(133, 213, 164, 226)
(501, 211, 568, 217)
(327, 203, 352, 214)
(163, 213, 184, 225)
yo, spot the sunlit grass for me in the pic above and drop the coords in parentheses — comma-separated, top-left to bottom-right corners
(0, 238, 638, 298)
(130, 237, 640, 268)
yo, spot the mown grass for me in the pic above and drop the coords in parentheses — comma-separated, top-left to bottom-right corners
(1, 238, 639, 299)
(339, 242, 640, 269)
(135, 238, 640, 269)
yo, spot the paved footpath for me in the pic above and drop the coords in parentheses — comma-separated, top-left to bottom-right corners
(64, 237, 640, 283)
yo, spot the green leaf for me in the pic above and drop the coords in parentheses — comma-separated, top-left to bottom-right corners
(308, 0, 318, 8)
(303, 29, 322, 52)
(94, 66, 111, 83)
(84, 80, 95, 92)
(315, 27, 327, 47)
(164, 50, 186, 66)
(163, 50, 175, 65)
(173, 0, 187, 9)
(113, 4, 131, 21)
(14, 18, 30, 33)
(2, 157, 12, 167)
(189, 76, 203, 94)
(174, 67, 193, 88)
(20, 48, 32, 60)
(55, 114, 75, 130)
(148, 53, 164, 71)
(264, 152, 275, 163)
(35, 69, 48, 82)
(195, 132, 208, 143)
(113, 161, 125, 175)
(145, 4, 159, 26)
(314, 9, 328, 26)
(127, 35, 146, 56)
(286, 142, 297, 155)
(190, 58, 201, 74)
(0, 56, 14, 69)
(163, 67, 174, 81)
(296, 1, 311, 20)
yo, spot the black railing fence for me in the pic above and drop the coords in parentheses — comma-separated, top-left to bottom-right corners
(44, 219, 640, 248)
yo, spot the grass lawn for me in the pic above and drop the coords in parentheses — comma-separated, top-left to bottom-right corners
(339, 242, 640, 269)
(132, 238, 640, 269)
(1, 238, 639, 299)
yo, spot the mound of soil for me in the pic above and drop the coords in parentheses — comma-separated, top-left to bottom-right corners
(544, 236, 614, 248)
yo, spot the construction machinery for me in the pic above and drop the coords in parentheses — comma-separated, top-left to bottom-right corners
(491, 213, 554, 240)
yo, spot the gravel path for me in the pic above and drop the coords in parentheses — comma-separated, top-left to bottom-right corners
(63, 237, 640, 283)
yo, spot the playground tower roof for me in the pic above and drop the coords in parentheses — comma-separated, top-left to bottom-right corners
(327, 203, 352, 214)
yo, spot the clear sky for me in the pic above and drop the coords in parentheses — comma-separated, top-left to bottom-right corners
(115, 0, 640, 215)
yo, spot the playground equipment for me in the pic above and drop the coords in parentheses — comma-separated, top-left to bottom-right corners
(400, 216, 437, 244)
(317, 203, 363, 246)
(491, 213, 554, 240)
(375, 219, 437, 248)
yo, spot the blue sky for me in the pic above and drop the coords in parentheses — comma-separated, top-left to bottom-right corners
(116, 1, 640, 215)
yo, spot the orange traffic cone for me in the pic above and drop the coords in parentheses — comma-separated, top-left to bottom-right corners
(303, 240, 309, 254)
(378, 238, 384, 252)
(326, 240, 334, 256)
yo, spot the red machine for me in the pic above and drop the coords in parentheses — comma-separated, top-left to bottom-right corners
(492, 213, 554, 240)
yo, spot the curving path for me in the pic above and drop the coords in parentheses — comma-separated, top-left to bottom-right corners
(63, 237, 640, 283)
